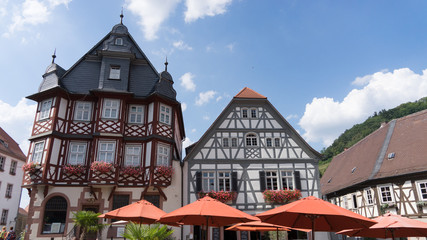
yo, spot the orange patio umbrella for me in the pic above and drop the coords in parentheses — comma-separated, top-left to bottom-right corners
(256, 196, 377, 240)
(338, 212, 427, 240)
(158, 196, 259, 240)
(226, 221, 290, 240)
(99, 199, 166, 224)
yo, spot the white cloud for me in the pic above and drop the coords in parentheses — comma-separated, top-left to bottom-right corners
(195, 90, 217, 106)
(173, 40, 193, 50)
(4, 0, 70, 36)
(0, 98, 36, 155)
(181, 102, 187, 111)
(182, 137, 194, 152)
(180, 72, 196, 91)
(286, 114, 298, 120)
(184, 0, 232, 22)
(0, 0, 8, 18)
(226, 43, 235, 52)
(126, 0, 181, 40)
(203, 115, 210, 120)
(216, 96, 222, 102)
(299, 68, 427, 147)
(191, 128, 196, 133)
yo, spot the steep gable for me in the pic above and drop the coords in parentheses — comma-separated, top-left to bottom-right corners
(0, 127, 26, 160)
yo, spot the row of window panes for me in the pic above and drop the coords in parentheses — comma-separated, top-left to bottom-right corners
(32, 141, 170, 167)
(0, 156, 17, 175)
(241, 108, 258, 118)
(222, 136, 281, 147)
(38, 99, 172, 125)
(338, 182, 427, 209)
(202, 171, 232, 192)
(265, 170, 294, 190)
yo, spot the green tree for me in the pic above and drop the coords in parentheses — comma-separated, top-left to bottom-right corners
(121, 222, 173, 240)
(72, 210, 107, 240)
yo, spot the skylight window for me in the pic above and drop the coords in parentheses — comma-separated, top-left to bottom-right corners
(351, 167, 356, 173)
(387, 152, 395, 159)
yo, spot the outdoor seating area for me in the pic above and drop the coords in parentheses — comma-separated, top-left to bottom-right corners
(96, 195, 427, 240)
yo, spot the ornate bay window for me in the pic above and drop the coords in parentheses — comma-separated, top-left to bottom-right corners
(39, 98, 52, 120)
(128, 105, 144, 124)
(97, 141, 116, 163)
(32, 141, 45, 164)
(156, 144, 170, 166)
(125, 145, 141, 166)
(102, 99, 120, 119)
(159, 104, 171, 125)
(68, 142, 87, 165)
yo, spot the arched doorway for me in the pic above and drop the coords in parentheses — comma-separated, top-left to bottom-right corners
(42, 196, 67, 234)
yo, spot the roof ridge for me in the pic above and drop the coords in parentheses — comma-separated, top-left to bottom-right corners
(234, 87, 267, 99)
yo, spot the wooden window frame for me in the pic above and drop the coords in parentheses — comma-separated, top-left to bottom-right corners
(159, 104, 171, 125)
(265, 171, 278, 190)
(125, 145, 141, 166)
(156, 144, 170, 166)
(39, 98, 53, 121)
(218, 171, 231, 191)
(378, 184, 394, 204)
(128, 105, 144, 124)
(9, 160, 17, 175)
(102, 99, 120, 119)
(202, 171, 216, 192)
(74, 101, 92, 121)
(97, 141, 116, 163)
(68, 142, 87, 165)
(32, 141, 45, 164)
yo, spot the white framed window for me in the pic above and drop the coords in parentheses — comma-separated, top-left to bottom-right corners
(352, 194, 358, 209)
(266, 138, 272, 147)
(231, 138, 237, 147)
(98, 141, 116, 163)
(274, 138, 281, 147)
(281, 170, 294, 189)
(365, 188, 374, 205)
(245, 133, 258, 146)
(0, 156, 4, 171)
(39, 98, 52, 120)
(250, 108, 257, 118)
(378, 185, 394, 203)
(74, 101, 92, 121)
(0, 209, 8, 225)
(68, 142, 87, 165)
(202, 172, 215, 192)
(5, 184, 12, 198)
(416, 181, 427, 201)
(343, 195, 349, 209)
(102, 99, 120, 119)
(128, 105, 144, 124)
(218, 172, 231, 191)
(156, 144, 170, 166)
(265, 171, 278, 190)
(9, 161, 17, 175)
(222, 138, 229, 147)
(159, 104, 171, 125)
(242, 108, 248, 118)
(125, 145, 141, 166)
(115, 38, 123, 45)
(32, 141, 45, 164)
(109, 66, 121, 79)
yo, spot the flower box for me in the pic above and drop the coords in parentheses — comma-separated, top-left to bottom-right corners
(90, 161, 113, 174)
(63, 164, 86, 176)
(121, 166, 143, 176)
(198, 190, 236, 203)
(263, 189, 302, 204)
(22, 162, 42, 174)
(155, 165, 174, 178)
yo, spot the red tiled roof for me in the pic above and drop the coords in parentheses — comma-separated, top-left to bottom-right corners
(0, 127, 26, 160)
(234, 87, 267, 99)
(19, 207, 28, 215)
(320, 109, 427, 195)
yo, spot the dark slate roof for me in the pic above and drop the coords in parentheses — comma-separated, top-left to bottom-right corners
(36, 23, 177, 100)
(321, 110, 427, 195)
(0, 127, 26, 160)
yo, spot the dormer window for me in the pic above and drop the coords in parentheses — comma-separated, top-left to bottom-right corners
(109, 66, 121, 79)
(115, 38, 123, 46)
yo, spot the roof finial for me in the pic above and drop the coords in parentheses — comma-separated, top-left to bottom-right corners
(164, 56, 168, 71)
(51, 48, 56, 63)
(120, 8, 124, 24)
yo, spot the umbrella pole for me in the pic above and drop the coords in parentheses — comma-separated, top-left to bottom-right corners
(205, 216, 209, 240)
(276, 227, 279, 240)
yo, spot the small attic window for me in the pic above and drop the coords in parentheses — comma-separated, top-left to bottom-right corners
(388, 152, 395, 159)
(351, 167, 356, 174)
(115, 38, 123, 46)
(0, 139, 7, 148)
(109, 66, 121, 80)
(327, 178, 332, 183)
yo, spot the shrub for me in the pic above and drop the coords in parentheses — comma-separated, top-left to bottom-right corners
(22, 162, 41, 174)
(198, 190, 236, 203)
(155, 166, 174, 178)
(63, 164, 86, 175)
(121, 166, 143, 176)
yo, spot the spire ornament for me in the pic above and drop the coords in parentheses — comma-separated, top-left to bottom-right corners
(120, 8, 124, 24)
(164, 57, 168, 71)
(52, 48, 56, 63)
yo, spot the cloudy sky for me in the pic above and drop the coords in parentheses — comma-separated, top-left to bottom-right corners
(2, 0, 427, 205)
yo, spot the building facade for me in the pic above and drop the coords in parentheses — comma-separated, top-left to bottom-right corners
(23, 20, 185, 240)
(184, 88, 322, 240)
(321, 110, 427, 239)
(0, 127, 26, 230)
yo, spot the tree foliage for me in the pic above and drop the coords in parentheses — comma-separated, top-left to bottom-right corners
(320, 97, 427, 175)
(72, 210, 107, 240)
(121, 222, 173, 240)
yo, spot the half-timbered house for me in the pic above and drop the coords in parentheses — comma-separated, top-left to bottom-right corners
(23, 18, 185, 240)
(321, 110, 427, 239)
(184, 87, 322, 240)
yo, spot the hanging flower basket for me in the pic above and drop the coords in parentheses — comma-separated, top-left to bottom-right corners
(198, 190, 236, 203)
(155, 165, 174, 178)
(22, 162, 42, 174)
(63, 164, 86, 176)
(121, 166, 143, 176)
(90, 161, 113, 174)
(263, 189, 301, 204)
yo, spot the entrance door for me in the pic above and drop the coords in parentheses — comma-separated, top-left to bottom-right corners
(81, 205, 99, 240)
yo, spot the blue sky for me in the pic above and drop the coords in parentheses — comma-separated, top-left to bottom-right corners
(2, 0, 427, 206)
